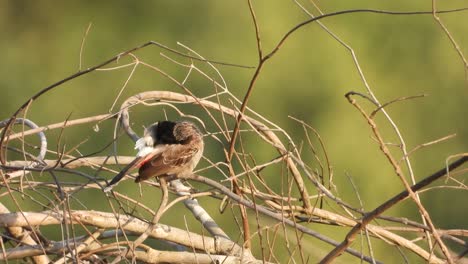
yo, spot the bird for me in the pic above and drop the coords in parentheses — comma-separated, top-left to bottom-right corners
(103, 120, 204, 192)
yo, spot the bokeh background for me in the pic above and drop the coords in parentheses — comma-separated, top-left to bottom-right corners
(0, 1, 467, 263)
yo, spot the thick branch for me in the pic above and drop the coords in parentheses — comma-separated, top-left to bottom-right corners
(0, 210, 242, 256)
(0, 203, 50, 264)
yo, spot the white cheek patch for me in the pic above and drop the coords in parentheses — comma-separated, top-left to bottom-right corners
(135, 136, 153, 149)
(135, 136, 155, 157)
(138, 144, 167, 159)
(137, 146, 155, 157)
(134, 137, 147, 151)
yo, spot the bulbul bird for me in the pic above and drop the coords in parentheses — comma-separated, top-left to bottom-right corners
(103, 120, 204, 192)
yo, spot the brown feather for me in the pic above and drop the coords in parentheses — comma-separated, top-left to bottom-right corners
(135, 143, 201, 182)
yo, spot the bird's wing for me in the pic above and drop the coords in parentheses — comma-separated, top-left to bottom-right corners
(103, 145, 166, 192)
(136, 144, 200, 182)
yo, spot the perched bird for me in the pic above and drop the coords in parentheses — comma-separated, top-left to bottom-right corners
(104, 120, 204, 192)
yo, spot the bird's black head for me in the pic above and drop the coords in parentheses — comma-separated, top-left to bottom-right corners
(151, 121, 178, 144)
(146, 120, 202, 145)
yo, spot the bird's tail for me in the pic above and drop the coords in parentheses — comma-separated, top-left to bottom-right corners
(103, 157, 143, 192)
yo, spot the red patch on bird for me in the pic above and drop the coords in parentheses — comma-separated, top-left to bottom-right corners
(136, 155, 154, 168)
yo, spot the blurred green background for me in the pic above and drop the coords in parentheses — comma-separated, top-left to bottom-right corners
(0, 1, 467, 263)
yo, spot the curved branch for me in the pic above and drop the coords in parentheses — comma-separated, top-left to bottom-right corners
(0, 118, 47, 162)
